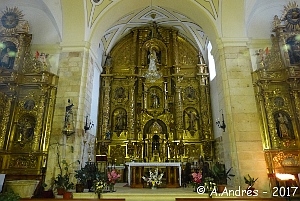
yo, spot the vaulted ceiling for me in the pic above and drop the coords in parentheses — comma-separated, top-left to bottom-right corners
(0, 0, 293, 60)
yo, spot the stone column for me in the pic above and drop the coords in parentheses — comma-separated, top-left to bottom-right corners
(213, 39, 268, 190)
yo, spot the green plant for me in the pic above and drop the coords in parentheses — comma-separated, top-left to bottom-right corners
(212, 162, 235, 185)
(84, 162, 98, 181)
(54, 173, 74, 191)
(0, 190, 20, 201)
(244, 174, 258, 187)
(54, 159, 78, 191)
(74, 168, 87, 185)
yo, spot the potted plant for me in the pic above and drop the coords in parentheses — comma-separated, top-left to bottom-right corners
(244, 174, 258, 195)
(74, 168, 87, 193)
(0, 189, 20, 201)
(40, 182, 54, 198)
(83, 162, 98, 192)
(212, 162, 235, 193)
(53, 159, 75, 197)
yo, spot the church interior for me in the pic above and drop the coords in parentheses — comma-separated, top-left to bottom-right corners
(0, 0, 300, 200)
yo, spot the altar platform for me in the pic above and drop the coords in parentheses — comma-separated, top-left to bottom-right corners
(67, 183, 290, 201)
(72, 183, 202, 201)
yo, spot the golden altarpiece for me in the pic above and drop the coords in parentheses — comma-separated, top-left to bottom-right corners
(0, 8, 58, 180)
(252, 2, 300, 190)
(96, 22, 214, 187)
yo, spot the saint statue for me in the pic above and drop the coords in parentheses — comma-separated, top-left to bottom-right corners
(151, 90, 159, 108)
(115, 111, 126, 130)
(185, 110, 198, 131)
(148, 49, 157, 71)
(276, 113, 291, 138)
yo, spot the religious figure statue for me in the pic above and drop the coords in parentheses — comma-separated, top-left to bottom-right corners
(272, 15, 281, 30)
(185, 110, 198, 131)
(63, 99, 75, 135)
(255, 48, 267, 68)
(0, 47, 15, 69)
(65, 100, 74, 124)
(276, 113, 291, 138)
(151, 90, 160, 108)
(106, 131, 111, 140)
(17, 117, 34, 141)
(115, 110, 126, 130)
(177, 141, 185, 156)
(148, 48, 158, 71)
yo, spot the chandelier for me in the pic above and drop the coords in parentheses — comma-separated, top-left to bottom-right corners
(144, 48, 162, 82)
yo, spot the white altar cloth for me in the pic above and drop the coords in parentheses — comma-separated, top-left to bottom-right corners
(125, 162, 182, 186)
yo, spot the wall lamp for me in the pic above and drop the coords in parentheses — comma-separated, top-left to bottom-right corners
(216, 113, 226, 132)
(84, 115, 94, 133)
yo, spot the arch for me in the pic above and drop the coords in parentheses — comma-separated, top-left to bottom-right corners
(143, 119, 168, 139)
(89, 1, 219, 61)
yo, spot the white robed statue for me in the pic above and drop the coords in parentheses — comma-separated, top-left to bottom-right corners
(144, 48, 161, 82)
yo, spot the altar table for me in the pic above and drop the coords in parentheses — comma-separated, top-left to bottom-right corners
(125, 162, 181, 187)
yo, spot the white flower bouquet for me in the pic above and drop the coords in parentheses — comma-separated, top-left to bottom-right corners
(142, 168, 164, 188)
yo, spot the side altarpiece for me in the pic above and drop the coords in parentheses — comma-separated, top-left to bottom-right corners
(252, 1, 300, 190)
(0, 7, 58, 180)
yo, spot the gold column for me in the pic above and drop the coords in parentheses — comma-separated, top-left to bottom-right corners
(42, 86, 57, 152)
(197, 68, 212, 140)
(32, 86, 47, 152)
(265, 92, 280, 148)
(143, 83, 148, 110)
(255, 82, 271, 149)
(174, 84, 183, 139)
(172, 30, 179, 65)
(17, 33, 31, 71)
(164, 81, 168, 110)
(102, 76, 112, 139)
(0, 95, 12, 150)
(128, 77, 136, 139)
(292, 90, 300, 114)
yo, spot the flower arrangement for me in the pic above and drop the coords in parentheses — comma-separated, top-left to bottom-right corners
(142, 168, 164, 188)
(107, 169, 121, 192)
(107, 169, 121, 185)
(92, 179, 106, 197)
(204, 177, 216, 193)
(191, 172, 202, 186)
